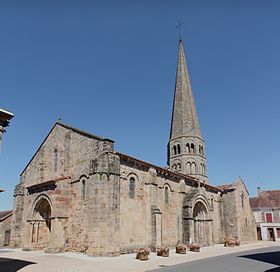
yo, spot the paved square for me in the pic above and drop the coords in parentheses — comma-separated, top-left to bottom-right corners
(0, 241, 279, 272)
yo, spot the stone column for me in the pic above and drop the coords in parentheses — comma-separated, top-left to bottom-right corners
(10, 184, 24, 248)
(151, 205, 162, 251)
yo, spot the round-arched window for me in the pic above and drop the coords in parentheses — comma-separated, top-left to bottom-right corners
(129, 177, 135, 199)
(165, 186, 169, 205)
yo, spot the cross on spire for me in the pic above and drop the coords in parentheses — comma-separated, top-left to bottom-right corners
(176, 19, 183, 40)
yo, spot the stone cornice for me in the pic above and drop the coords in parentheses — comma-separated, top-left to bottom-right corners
(116, 152, 220, 193)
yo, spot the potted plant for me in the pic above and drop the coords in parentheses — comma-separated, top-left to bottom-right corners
(235, 239, 240, 246)
(176, 243, 187, 254)
(136, 248, 150, 261)
(157, 245, 169, 257)
(189, 243, 201, 252)
(224, 237, 235, 247)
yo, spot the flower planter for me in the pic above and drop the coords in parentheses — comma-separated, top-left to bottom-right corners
(136, 248, 150, 261)
(136, 252, 149, 261)
(189, 243, 201, 252)
(225, 240, 236, 247)
(176, 245, 187, 254)
(157, 246, 169, 257)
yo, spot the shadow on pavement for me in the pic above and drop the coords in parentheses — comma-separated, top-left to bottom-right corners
(240, 251, 280, 268)
(265, 268, 280, 272)
(0, 257, 35, 272)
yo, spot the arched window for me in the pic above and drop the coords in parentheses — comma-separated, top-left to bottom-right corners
(177, 163, 181, 171)
(177, 144, 181, 154)
(191, 143, 195, 154)
(173, 164, 177, 171)
(173, 145, 177, 155)
(53, 148, 58, 172)
(202, 164, 206, 175)
(191, 162, 196, 174)
(186, 162, 191, 174)
(201, 146, 204, 156)
(129, 177, 135, 199)
(165, 186, 169, 205)
(81, 180, 86, 199)
(241, 193, 244, 208)
(210, 197, 214, 211)
(186, 143, 190, 153)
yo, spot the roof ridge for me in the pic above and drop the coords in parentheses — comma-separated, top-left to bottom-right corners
(260, 189, 280, 193)
(116, 152, 221, 192)
(56, 121, 114, 143)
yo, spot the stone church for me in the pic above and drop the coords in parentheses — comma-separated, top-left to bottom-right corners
(9, 38, 257, 255)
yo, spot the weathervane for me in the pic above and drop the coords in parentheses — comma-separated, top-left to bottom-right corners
(176, 19, 183, 40)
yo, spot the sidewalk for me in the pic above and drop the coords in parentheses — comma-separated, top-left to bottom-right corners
(0, 241, 279, 272)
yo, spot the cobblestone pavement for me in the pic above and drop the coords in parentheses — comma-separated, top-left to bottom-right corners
(0, 241, 279, 272)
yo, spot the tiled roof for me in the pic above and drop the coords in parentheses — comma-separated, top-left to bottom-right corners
(0, 210, 13, 221)
(249, 197, 259, 208)
(216, 183, 233, 190)
(116, 152, 221, 193)
(250, 190, 280, 208)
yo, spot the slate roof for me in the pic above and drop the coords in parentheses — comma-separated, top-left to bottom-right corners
(250, 190, 280, 209)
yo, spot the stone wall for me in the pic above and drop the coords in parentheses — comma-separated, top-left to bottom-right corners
(118, 156, 224, 252)
(10, 122, 256, 256)
(0, 213, 12, 246)
(11, 123, 119, 255)
(221, 180, 257, 243)
(234, 181, 257, 242)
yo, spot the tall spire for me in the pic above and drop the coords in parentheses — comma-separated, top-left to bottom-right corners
(168, 38, 207, 183)
(170, 39, 201, 139)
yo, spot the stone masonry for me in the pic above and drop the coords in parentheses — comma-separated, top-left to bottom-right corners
(8, 38, 257, 256)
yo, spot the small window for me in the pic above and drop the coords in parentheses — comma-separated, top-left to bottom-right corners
(190, 143, 195, 154)
(165, 186, 169, 205)
(177, 163, 181, 171)
(173, 145, 177, 155)
(81, 180, 86, 199)
(210, 197, 214, 211)
(245, 218, 248, 227)
(186, 162, 191, 174)
(201, 164, 206, 175)
(54, 148, 58, 172)
(177, 144, 181, 154)
(265, 212, 273, 223)
(241, 194, 244, 208)
(191, 162, 196, 174)
(276, 228, 280, 238)
(186, 143, 190, 153)
(129, 177, 135, 199)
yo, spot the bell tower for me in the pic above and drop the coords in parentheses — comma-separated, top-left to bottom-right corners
(168, 38, 208, 183)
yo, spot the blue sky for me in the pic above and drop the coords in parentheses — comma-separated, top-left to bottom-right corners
(1, 0, 280, 210)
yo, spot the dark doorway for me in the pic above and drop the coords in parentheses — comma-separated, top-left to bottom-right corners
(3, 230, 11, 246)
(257, 227, 262, 240)
(268, 228, 275, 241)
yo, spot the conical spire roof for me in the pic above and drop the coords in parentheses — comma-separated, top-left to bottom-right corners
(170, 39, 202, 139)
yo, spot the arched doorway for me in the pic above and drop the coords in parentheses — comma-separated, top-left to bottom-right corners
(31, 197, 52, 248)
(193, 201, 210, 245)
